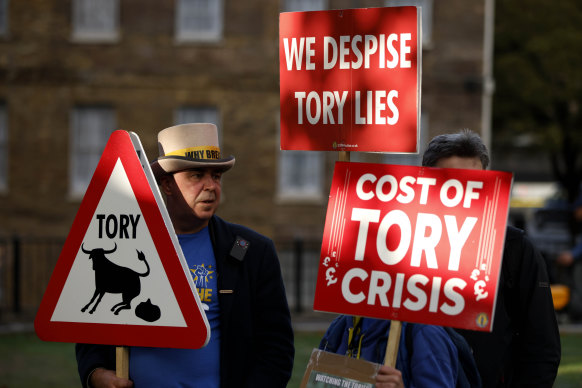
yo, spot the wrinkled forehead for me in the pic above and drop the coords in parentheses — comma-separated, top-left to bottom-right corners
(175, 166, 226, 175)
(434, 156, 484, 170)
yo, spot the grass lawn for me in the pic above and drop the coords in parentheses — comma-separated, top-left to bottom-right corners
(0, 331, 580, 387)
(0, 332, 78, 388)
(555, 332, 582, 388)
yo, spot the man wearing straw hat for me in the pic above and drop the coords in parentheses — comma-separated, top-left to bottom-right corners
(76, 123, 295, 388)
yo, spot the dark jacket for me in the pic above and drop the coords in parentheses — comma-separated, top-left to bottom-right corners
(76, 215, 295, 388)
(456, 226, 561, 387)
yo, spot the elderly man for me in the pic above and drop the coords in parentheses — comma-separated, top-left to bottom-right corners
(76, 123, 294, 388)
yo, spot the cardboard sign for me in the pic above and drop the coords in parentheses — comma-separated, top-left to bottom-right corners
(314, 162, 513, 332)
(279, 7, 420, 152)
(35, 130, 210, 349)
(300, 349, 380, 388)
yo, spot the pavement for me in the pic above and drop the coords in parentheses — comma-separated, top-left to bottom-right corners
(292, 311, 337, 332)
(289, 313, 582, 334)
(0, 321, 34, 335)
(0, 313, 335, 335)
(558, 323, 582, 334)
(2, 313, 582, 335)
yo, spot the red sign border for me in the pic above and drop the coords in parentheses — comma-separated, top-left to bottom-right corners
(313, 161, 513, 332)
(279, 6, 421, 153)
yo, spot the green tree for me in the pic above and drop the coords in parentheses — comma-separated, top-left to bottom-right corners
(493, 0, 582, 203)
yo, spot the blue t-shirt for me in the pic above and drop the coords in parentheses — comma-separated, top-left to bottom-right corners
(130, 227, 221, 387)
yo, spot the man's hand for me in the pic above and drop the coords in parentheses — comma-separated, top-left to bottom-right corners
(375, 365, 404, 388)
(89, 368, 134, 388)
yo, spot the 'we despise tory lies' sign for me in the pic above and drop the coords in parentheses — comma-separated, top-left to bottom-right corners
(279, 6, 420, 153)
(314, 162, 513, 332)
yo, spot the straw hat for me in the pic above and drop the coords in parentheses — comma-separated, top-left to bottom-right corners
(150, 123, 235, 180)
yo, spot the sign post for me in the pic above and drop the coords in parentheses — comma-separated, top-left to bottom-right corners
(116, 346, 130, 378)
(384, 320, 402, 367)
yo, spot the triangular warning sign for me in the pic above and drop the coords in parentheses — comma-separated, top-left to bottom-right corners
(35, 130, 210, 349)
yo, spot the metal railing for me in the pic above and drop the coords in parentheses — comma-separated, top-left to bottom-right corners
(0, 235, 321, 323)
(277, 237, 322, 314)
(0, 236, 65, 322)
(0, 222, 577, 325)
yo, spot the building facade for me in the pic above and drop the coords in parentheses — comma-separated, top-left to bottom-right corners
(0, 0, 490, 315)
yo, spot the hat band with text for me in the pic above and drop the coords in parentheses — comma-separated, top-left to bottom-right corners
(165, 146, 222, 160)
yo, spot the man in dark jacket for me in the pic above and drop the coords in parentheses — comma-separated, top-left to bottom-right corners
(76, 123, 294, 388)
(422, 129, 561, 387)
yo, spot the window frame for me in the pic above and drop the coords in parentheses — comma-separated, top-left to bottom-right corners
(0, 0, 9, 37)
(283, 0, 327, 12)
(385, 0, 433, 48)
(69, 106, 116, 198)
(71, 0, 120, 43)
(277, 118, 325, 203)
(0, 102, 7, 193)
(174, 106, 221, 143)
(175, 0, 224, 43)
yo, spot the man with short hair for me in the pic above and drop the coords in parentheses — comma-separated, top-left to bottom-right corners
(422, 129, 561, 387)
(76, 123, 294, 388)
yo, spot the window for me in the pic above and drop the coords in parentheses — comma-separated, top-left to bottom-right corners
(70, 106, 116, 197)
(277, 121, 324, 202)
(175, 0, 223, 43)
(278, 150, 324, 201)
(385, 0, 433, 47)
(349, 112, 427, 166)
(0, 0, 8, 37)
(72, 0, 119, 42)
(175, 106, 221, 141)
(283, 0, 327, 12)
(381, 111, 428, 165)
(175, 106, 219, 127)
(0, 103, 7, 192)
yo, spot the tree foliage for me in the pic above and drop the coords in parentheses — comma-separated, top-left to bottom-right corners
(493, 0, 582, 202)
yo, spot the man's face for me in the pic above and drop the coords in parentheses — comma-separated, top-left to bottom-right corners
(434, 156, 483, 170)
(162, 167, 223, 232)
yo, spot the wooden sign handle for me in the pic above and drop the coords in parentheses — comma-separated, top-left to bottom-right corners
(384, 320, 402, 367)
(339, 151, 350, 162)
(116, 346, 129, 379)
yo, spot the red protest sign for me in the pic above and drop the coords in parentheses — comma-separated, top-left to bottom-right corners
(314, 162, 513, 332)
(35, 130, 210, 348)
(279, 7, 420, 152)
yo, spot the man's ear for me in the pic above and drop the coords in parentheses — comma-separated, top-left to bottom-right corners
(160, 175, 174, 196)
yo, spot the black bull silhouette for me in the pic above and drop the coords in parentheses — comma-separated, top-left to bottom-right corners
(80, 243, 150, 315)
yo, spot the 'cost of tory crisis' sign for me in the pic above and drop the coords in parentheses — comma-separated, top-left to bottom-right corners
(314, 162, 513, 332)
(279, 7, 420, 152)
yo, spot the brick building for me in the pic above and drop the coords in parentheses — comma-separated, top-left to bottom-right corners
(0, 0, 492, 316)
